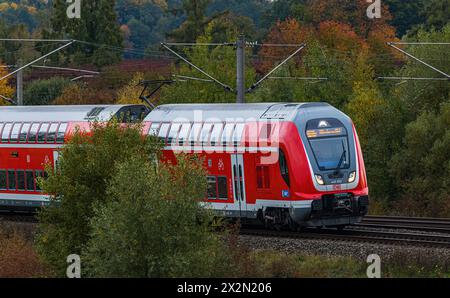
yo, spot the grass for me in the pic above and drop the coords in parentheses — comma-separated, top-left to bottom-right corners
(0, 222, 449, 278)
(0, 227, 50, 278)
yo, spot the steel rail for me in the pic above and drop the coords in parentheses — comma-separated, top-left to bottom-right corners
(239, 227, 450, 249)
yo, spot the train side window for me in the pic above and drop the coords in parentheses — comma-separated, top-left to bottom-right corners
(207, 176, 218, 199)
(158, 123, 170, 144)
(167, 123, 181, 145)
(200, 123, 213, 145)
(56, 123, 68, 144)
(26, 171, 34, 191)
(10, 123, 22, 142)
(1, 123, 12, 143)
(217, 176, 228, 200)
(28, 123, 40, 143)
(210, 123, 223, 146)
(17, 170, 25, 191)
(38, 123, 50, 143)
(221, 123, 235, 147)
(0, 170, 6, 190)
(19, 123, 31, 143)
(279, 150, 290, 187)
(0, 123, 3, 138)
(188, 123, 202, 146)
(47, 123, 59, 143)
(7, 170, 16, 190)
(178, 123, 191, 146)
(233, 123, 245, 146)
(149, 123, 160, 137)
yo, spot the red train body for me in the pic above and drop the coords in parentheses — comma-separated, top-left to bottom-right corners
(0, 103, 369, 228)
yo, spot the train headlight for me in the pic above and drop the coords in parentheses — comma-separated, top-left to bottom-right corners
(315, 174, 325, 185)
(348, 171, 356, 183)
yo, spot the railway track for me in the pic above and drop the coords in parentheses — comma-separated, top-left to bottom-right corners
(357, 215, 450, 234)
(239, 227, 450, 249)
(240, 215, 450, 248)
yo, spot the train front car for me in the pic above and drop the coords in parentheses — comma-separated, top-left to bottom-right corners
(144, 102, 368, 230)
(284, 103, 369, 228)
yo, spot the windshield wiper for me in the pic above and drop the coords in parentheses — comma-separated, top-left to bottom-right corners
(335, 141, 347, 172)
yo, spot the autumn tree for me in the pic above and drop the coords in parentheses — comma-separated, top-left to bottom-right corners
(116, 72, 145, 104)
(0, 62, 14, 104)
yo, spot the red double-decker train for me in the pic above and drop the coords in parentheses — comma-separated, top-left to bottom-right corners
(0, 102, 368, 228)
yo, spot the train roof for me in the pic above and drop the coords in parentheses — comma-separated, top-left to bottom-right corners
(0, 105, 147, 122)
(145, 102, 340, 122)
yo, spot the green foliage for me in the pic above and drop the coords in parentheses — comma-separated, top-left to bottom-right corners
(82, 154, 231, 277)
(423, 0, 450, 31)
(23, 77, 71, 105)
(36, 121, 161, 276)
(384, 0, 426, 37)
(161, 18, 256, 104)
(390, 101, 450, 217)
(167, 0, 213, 42)
(392, 24, 450, 119)
(46, 0, 123, 66)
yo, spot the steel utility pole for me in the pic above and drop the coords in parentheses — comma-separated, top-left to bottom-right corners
(16, 59, 23, 106)
(236, 35, 245, 104)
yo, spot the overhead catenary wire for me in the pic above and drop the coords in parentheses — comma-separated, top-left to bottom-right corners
(247, 43, 307, 93)
(0, 40, 75, 81)
(386, 42, 450, 80)
(161, 42, 235, 92)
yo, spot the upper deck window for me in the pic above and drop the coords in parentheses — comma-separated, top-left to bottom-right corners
(167, 123, 181, 145)
(210, 124, 223, 146)
(189, 123, 202, 145)
(177, 123, 191, 145)
(56, 123, 68, 144)
(221, 123, 235, 146)
(37, 123, 49, 143)
(232, 123, 245, 145)
(149, 123, 160, 137)
(200, 123, 213, 144)
(47, 123, 59, 143)
(19, 123, 31, 143)
(10, 123, 21, 142)
(28, 123, 40, 143)
(158, 123, 170, 144)
(1, 123, 12, 143)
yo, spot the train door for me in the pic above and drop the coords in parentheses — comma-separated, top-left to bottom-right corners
(231, 154, 247, 217)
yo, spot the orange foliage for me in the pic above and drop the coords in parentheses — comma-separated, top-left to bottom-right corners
(54, 83, 116, 105)
(317, 21, 365, 55)
(309, 0, 393, 37)
(257, 18, 312, 73)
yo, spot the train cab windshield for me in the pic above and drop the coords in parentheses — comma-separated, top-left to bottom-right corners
(306, 119, 350, 171)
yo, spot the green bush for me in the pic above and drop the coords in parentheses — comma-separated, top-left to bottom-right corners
(23, 77, 71, 105)
(36, 121, 161, 276)
(82, 155, 231, 277)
